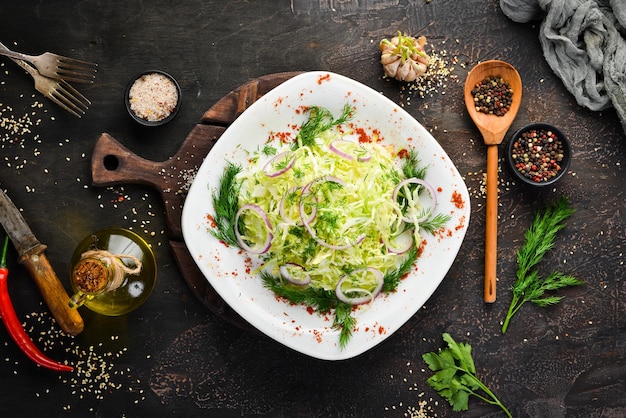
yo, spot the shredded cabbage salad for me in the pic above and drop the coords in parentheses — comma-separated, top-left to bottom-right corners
(210, 105, 448, 348)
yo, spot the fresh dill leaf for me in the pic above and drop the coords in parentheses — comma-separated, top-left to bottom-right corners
(209, 162, 242, 247)
(334, 302, 356, 350)
(401, 148, 428, 180)
(501, 197, 584, 333)
(420, 212, 452, 235)
(260, 271, 336, 312)
(532, 295, 564, 307)
(383, 246, 417, 292)
(292, 104, 354, 150)
(423, 333, 512, 417)
(262, 144, 277, 156)
(516, 197, 575, 280)
(260, 271, 356, 348)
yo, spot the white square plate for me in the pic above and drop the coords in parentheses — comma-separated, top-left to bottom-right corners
(182, 71, 470, 360)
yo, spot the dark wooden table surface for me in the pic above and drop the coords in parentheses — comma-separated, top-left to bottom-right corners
(0, 1, 624, 417)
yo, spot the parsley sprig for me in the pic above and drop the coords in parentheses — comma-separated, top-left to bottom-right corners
(501, 197, 584, 333)
(423, 333, 512, 417)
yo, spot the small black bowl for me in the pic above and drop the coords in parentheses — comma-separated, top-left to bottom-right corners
(505, 122, 571, 187)
(125, 70, 181, 127)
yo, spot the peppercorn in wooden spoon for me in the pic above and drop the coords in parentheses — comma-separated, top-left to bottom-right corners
(464, 60, 522, 303)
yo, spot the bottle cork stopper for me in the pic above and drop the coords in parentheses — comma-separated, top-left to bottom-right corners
(73, 258, 109, 293)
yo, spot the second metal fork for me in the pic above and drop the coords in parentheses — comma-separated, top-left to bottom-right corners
(0, 41, 90, 117)
(0, 45, 97, 84)
(14, 59, 91, 117)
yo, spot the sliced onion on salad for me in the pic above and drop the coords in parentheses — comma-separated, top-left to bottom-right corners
(392, 177, 437, 224)
(335, 267, 384, 305)
(279, 263, 312, 286)
(234, 204, 273, 254)
(329, 140, 372, 162)
(386, 227, 415, 254)
(261, 151, 296, 177)
(279, 186, 317, 225)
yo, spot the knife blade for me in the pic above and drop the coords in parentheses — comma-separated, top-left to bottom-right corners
(0, 188, 84, 336)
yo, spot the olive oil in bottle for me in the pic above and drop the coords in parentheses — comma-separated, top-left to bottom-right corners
(68, 228, 157, 316)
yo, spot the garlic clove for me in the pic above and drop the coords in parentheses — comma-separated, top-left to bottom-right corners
(381, 53, 400, 65)
(383, 59, 401, 78)
(396, 61, 412, 81)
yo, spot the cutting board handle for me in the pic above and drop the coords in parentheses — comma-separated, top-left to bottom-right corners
(91, 133, 166, 187)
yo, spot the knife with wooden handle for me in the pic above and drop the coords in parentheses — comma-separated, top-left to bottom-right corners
(0, 188, 84, 336)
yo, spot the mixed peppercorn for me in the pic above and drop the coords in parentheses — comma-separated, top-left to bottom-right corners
(471, 75, 513, 116)
(510, 128, 566, 183)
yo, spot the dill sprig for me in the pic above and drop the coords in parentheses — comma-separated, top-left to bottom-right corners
(209, 161, 242, 247)
(292, 104, 354, 150)
(401, 148, 428, 180)
(420, 213, 452, 235)
(259, 271, 354, 348)
(501, 197, 584, 333)
(334, 302, 356, 349)
(260, 244, 418, 350)
(383, 246, 418, 292)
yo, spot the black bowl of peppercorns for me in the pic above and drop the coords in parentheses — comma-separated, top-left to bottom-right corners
(506, 122, 571, 187)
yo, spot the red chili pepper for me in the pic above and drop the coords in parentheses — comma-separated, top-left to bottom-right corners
(0, 235, 73, 372)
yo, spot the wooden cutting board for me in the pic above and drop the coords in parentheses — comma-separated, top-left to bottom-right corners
(91, 72, 302, 331)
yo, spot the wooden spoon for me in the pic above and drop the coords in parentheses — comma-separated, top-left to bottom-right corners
(464, 60, 522, 303)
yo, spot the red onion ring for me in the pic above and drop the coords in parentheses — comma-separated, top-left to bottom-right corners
(261, 151, 296, 177)
(357, 153, 372, 162)
(335, 267, 384, 305)
(279, 263, 311, 286)
(234, 204, 273, 254)
(279, 186, 317, 224)
(328, 140, 371, 162)
(386, 228, 415, 254)
(392, 178, 437, 224)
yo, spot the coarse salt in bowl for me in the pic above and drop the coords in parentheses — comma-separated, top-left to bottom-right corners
(125, 70, 181, 126)
(506, 122, 571, 187)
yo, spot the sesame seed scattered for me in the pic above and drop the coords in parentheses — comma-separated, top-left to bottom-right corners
(10, 310, 148, 411)
(393, 43, 459, 108)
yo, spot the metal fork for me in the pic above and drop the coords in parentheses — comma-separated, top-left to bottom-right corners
(0, 44, 97, 84)
(0, 42, 90, 118)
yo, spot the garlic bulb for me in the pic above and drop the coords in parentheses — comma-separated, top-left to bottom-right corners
(379, 32, 429, 82)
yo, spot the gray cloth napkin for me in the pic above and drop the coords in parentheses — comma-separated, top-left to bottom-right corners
(500, 0, 626, 134)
